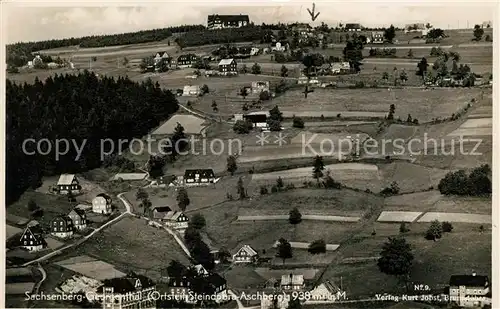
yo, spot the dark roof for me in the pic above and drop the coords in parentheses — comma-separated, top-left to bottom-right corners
(184, 169, 215, 179)
(97, 275, 155, 294)
(153, 206, 172, 213)
(169, 276, 191, 286)
(449, 275, 489, 287)
(206, 273, 226, 288)
(70, 208, 86, 217)
(51, 215, 73, 224)
(345, 23, 362, 29)
(96, 193, 112, 202)
(208, 14, 250, 23)
(243, 114, 267, 122)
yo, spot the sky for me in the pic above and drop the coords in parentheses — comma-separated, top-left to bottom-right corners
(3, 1, 496, 44)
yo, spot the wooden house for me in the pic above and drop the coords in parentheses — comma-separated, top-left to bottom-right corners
(50, 215, 75, 239)
(163, 211, 189, 230)
(218, 58, 238, 75)
(184, 169, 216, 185)
(92, 193, 112, 214)
(232, 245, 258, 263)
(56, 174, 81, 195)
(19, 225, 46, 252)
(68, 208, 87, 230)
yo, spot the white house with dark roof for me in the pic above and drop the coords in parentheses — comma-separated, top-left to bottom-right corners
(56, 174, 81, 195)
(163, 211, 189, 230)
(232, 245, 258, 263)
(92, 193, 112, 214)
(50, 215, 75, 239)
(184, 169, 217, 185)
(218, 58, 237, 75)
(182, 85, 201, 96)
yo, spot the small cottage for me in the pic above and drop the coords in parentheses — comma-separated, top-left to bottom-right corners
(218, 58, 238, 75)
(51, 215, 75, 239)
(56, 174, 81, 195)
(92, 193, 112, 215)
(163, 211, 189, 230)
(19, 225, 46, 252)
(309, 280, 342, 302)
(232, 245, 258, 263)
(184, 169, 216, 185)
(68, 208, 87, 230)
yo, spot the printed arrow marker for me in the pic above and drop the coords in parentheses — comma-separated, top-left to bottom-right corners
(307, 3, 320, 21)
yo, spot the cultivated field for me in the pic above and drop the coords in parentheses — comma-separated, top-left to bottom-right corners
(377, 211, 423, 222)
(237, 215, 360, 222)
(447, 117, 492, 137)
(74, 216, 190, 280)
(417, 212, 491, 224)
(55, 255, 126, 281)
(151, 114, 208, 135)
(6, 225, 23, 239)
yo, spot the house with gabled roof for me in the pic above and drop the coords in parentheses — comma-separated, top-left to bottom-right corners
(309, 280, 342, 302)
(19, 224, 46, 252)
(51, 215, 75, 239)
(92, 193, 112, 215)
(184, 169, 216, 185)
(152, 206, 172, 220)
(218, 58, 237, 75)
(56, 174, 81, 195)
(281, 274, 304, 291)
(96, 275, 156, 309)
(232, 245, 258, 263)
(163, 211, 189, 230)
(177, 54, 198, 68)
(68, 208, 87, 230)
(448, 273, 491, 308)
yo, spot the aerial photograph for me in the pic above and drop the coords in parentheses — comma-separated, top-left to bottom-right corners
(3, 2, 495, 309)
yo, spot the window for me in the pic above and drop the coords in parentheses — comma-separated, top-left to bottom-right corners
(30, 241, 33, 245)
(24, 241, 27, 245)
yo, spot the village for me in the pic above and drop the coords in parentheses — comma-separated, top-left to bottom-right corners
(4, 6, 494, 309)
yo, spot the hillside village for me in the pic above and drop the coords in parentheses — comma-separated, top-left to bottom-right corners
(4, 6, 494, 309)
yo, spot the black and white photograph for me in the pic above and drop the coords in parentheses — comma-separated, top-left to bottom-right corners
(2, 1, 497, 308)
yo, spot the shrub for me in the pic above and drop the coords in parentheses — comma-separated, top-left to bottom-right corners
(399, 222, 410, 233)
(442, 221, 453, 233)
(425, 220, 443, 241)
(380, 181, 400, 196)
(308, 239, 326, 254)
(260, 186, 268, 195)
(271, 185, 278, 193)
(438, 165, 491, 196)
(233, 119, 253, 134)
(292, 116, 305, 128)
(289, 207, 302, 224)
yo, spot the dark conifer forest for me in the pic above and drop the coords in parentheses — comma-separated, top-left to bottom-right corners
(6, 71, 179, 205)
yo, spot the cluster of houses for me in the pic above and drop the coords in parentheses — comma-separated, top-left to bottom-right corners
(207, 14, 250, 30)
(19, 174, 113, 252)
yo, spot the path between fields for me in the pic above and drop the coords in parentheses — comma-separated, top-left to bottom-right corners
(33, 263, 46, 294)
(22, 194, 133, 267)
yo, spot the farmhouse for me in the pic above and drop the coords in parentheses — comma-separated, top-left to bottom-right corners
(92, 193, 112, 215)
(243, 113, 268, 129)
(207, 14, 250, 30)
(204, 273, 228, 303)
(182, 85, 201, 96)
(56, 174, 81, 195)
(344, 23, 362, 31)
(281, 274, 304, 291)
(251, 81, 270, 93)
(331, 62, 351, 74)
(96, 275, 156, 309)
(309, 280, 342, 302)
(168, 276, 195, 304)
(232, 245, 258, 263)
(154, 51, 170, 63)
(184, 169, 216, 185)
(68, 208, 87, 230)
(152, 206, 173, 220)
(50, 215, 75, 239)
(218, 58, 238, 75)
(19, 225, 46, 252)
(448, 273, 491, 308)
(177, 54, 198, 68)
(371, 31, 384, 44)
(163, 211, 189, 230)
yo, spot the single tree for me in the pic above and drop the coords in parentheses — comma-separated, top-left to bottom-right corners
(276, 238, 293, 264)
(416, 57, 429, 80)
(406, 114, 413, 123)
(473, 25, 484, 41)
(201, 84, 209, 95)
(399, 70, 408, 84)
(237, 177, 246, 199)
(384, 25, 396, 43)
(399, 222, 410, 233)
(166, 260, 187, 278)
(189, 213, 206, 230)
(292, 116, 305, 128)
(387, 104, 396, 120)
(289, 207, 302, 224)
(281, 65, 289, 77)
(308, 239, 326, 254)
(176, 187, 190, 211)
(227, 155, 238, 175)
(241, 64, 248, 74)
(211, 100, 218, 112)
(251, 63, 262, 74)
(378, 236, 414, 292)
(276, 177, 284, 189)
(312, 155, 325, 181)
(425, 220, 443, 241)
(141, 198, 152, 215)
(269, 105, 284, 122)
(382, 71, 390, 81)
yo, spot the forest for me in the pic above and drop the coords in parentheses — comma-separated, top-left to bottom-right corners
(175, 25, 274, 47)
(6, 71, 179, 205)
(6, 24, 205, 67)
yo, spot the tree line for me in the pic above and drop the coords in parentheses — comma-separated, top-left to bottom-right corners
(6, 71, 179, 204)
(6, 24, 205, 67)
(175, 26, 274, 48)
